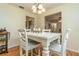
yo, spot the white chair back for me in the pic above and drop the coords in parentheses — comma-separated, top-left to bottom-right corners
(18, 29, 27, 41)
(26, 29, 31, 32)
(18, 29, 28, 56)
(61, 28, 71, 56)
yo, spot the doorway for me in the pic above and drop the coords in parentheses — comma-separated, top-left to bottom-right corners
(45, 12, 62, 33)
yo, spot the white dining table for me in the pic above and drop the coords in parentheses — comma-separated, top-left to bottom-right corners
(27, 32, 61, 56)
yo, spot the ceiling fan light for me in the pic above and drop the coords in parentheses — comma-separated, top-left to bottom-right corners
(32, 5, 36, 9)
(42, 8, 45, 12)
(32, 3, 45, 14)
(33, 9, 37, 13)
(38, 10, 42, 14)
(38, 4, 43, 9)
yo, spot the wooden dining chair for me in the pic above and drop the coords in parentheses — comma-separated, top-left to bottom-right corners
(18, 29, 42, 56)
(49, 28, 71, 56)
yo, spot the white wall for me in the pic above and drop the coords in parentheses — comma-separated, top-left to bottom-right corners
(0, 4, 36, 48)
(37, 4, 79, 52)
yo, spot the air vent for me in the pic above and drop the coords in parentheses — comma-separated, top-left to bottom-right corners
(19, 6, 24, 9)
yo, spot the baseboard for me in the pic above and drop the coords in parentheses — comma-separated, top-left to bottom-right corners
(67, 48, 79, 53)
(8, 44, 19, 49)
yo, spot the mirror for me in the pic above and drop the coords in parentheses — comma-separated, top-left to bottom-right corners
(45, 12, 61, 33)
(26, 16, 34, 29)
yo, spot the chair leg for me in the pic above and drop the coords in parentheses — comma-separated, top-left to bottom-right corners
(38, 47, 41, 56)
(20, 47, 22, 56)
(38, 44, 42, 56)
(35, 48, 37, 55)
(31, 49, 33, 56)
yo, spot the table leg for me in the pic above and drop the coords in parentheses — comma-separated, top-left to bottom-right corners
(58, 35, 61, 44)
(42, 42, 50, 56)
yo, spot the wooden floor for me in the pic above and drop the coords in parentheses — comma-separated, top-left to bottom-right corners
(0, 46, 79, 56)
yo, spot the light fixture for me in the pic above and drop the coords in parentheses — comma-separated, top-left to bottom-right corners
(32, 3, 46, 14)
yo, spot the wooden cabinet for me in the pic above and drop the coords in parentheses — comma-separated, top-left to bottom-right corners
(0, 32, 10, 54)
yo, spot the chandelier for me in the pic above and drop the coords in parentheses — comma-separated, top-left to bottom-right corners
(32, 3, 46, 14)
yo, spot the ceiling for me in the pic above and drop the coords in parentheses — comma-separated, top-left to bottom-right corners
(10, 3, 63, 13)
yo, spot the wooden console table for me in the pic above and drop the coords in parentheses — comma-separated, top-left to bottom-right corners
(0, 31, 10, 54)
